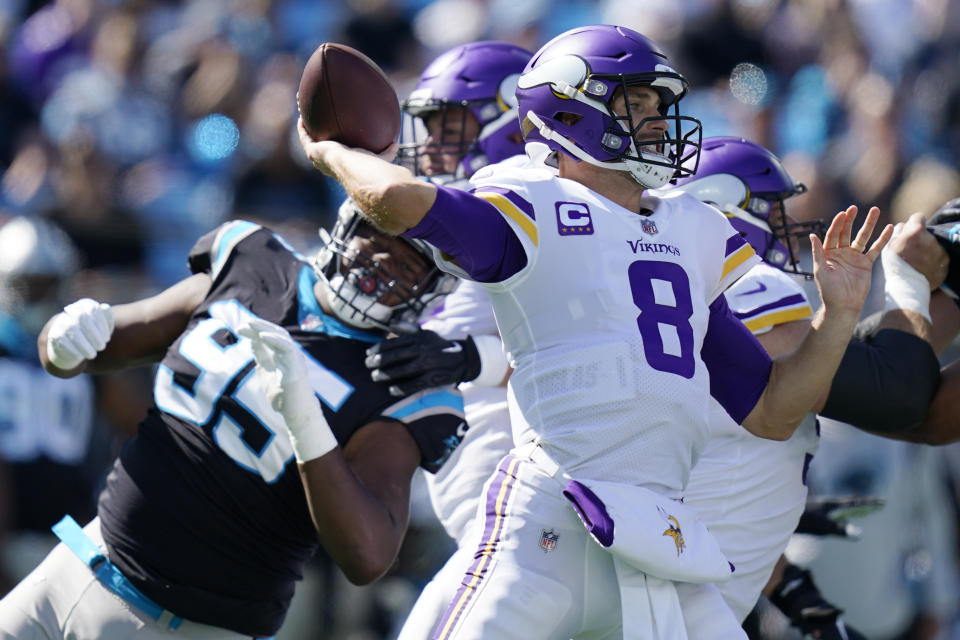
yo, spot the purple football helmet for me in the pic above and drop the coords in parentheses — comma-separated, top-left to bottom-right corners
(515, 25, 701, 188)
(673, 136, 826, 278)
(398, 41, 532, 184)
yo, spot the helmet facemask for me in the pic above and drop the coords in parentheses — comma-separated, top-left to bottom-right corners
(751, 188, 826, 279)
(398, 79, 523, 185)
(518, 53, 702, 189)
(396, 99, 480, 185)
(678, 172, 824, 279)
(314, 202, 457, 334)
(396, 41, 530, 185)
(602, 77, 703, 187)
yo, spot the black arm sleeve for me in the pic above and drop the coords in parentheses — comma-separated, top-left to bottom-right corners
(820, 328, 941, 433)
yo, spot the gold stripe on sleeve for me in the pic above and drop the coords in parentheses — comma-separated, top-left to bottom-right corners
(743, 306, 814, 333)
(721, 244, 757, 280)
(474, 192, 539, 247)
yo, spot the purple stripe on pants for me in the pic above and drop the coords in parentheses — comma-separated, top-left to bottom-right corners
(432, 455, 522, 639)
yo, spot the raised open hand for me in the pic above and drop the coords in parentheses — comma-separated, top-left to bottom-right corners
(811, 206, 893, 314)
(209, 305, 337, 463)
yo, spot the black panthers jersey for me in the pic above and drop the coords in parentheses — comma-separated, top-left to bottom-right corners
(97, 221, 466, 637)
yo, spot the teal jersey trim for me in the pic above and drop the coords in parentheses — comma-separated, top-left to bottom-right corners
(296, 267, 383, 344)
(387, 390, 465, 420)
(212, 221, 260, 277)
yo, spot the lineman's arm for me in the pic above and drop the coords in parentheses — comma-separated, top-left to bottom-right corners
(38, 273, 211, 378)
(750, 308, 947, 438)
(221, 311, 419, 584)
(816, 216, 960, 433)
(914, 360, 960, 445)
(870, 210, 959, 353)
(298, 419, 419, 585)
(742, 207, 891, 440)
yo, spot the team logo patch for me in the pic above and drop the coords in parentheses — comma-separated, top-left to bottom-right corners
(300, 314, 323, 331)
(555, 202, 593, 236)
(641, 218, 658, 235)
(539, 529, 559, 553)
(658, 506, 685, 557)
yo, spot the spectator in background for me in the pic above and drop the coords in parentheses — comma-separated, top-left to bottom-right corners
(0, 0, 958, 292)
(0, 215, 117, 593)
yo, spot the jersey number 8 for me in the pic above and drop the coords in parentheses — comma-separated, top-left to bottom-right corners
(628, 260, 695, 379)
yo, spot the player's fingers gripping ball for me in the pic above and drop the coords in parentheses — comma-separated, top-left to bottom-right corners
(297, 42, 401, 153)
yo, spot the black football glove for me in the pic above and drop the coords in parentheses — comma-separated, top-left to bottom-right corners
(795, 496, 884, 539)
(929, 197, 960, 225)
(927, 196, 960, 300)
(365, 329, 481, 397)
(769, 564, 868, 640)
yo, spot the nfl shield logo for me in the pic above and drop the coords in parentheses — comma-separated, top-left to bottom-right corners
(539, 529, 559, 553)
(641, 218, 658, 235)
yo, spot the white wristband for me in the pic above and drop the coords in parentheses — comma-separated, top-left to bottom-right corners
(881, 249, 931, 324)
(270, 370, 339, 463)
(472, 334, 511, 387)
(288, 420, 339, 464)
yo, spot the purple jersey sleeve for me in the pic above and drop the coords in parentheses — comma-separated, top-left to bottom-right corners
(702, 293, 772, 423)
(402, 185, 528, 282)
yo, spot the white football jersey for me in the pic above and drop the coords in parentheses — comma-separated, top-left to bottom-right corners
(684, 263, 819, 621)
(421, 280, 512, 543)
(437, 160, 760, 494)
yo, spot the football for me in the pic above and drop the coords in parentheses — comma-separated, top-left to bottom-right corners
(297, 43, 401, 153)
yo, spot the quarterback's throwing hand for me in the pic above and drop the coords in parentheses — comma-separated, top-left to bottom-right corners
(297, 117, 398, 176)
(46, 298, 114, 370)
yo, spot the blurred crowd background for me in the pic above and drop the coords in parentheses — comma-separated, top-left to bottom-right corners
(1, 0, 960, 638)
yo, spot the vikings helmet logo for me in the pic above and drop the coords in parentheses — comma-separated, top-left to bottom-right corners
(658, 506, 685, 557)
